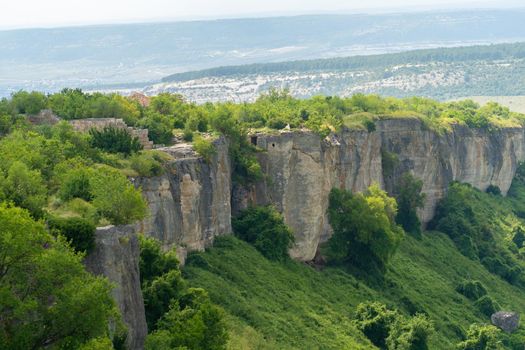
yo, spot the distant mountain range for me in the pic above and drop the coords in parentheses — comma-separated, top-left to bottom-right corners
(2, 8, 525, 97)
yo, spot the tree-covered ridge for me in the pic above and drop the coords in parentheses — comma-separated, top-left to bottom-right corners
(3, 89, 525, 141)
(162, 42, 525, 82)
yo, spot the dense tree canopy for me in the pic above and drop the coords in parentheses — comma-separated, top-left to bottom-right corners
(0, 204, 116, 349)
(327, 185, 404, 272)
(395, 173, 426, 236)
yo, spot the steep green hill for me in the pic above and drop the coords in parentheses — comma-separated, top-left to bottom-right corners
(183, 182, 525, 349)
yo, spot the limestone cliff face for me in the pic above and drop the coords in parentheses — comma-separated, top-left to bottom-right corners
(84, 225, 147, 350)
(136, 119, 525, 262)
(136, 138, 232, 263)
(247, 119, 525, 260)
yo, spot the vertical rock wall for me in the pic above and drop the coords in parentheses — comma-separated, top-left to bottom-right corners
(135, 118, 525, 262)
(84, 225, 147, 350)
(136, 138, 232, 263)
(246, 119, 525, 260)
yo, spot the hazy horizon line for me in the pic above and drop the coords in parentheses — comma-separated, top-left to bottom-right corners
(1, 3, 524, 32)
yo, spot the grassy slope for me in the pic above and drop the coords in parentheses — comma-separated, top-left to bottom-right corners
(183, 176, 525, 349)
(183, 231, 525, 349)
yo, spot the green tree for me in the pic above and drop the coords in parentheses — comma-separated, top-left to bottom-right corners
(395, 173, 426, 235)
(138, 235, 180, 284)
(327, 185, 404, 271)
(89, 126, 142, 155)
(10, 90, 48, 115)
(386, 314, 434, 350)
(47, 216, 97, 253)
(0, 161, 47, 218)
(59, 166, 94, 202)
(146, 288, 228, 350)
(456, 324, 504, 350)
(355, 302, 399, 349)
(143, 269, 186, 329)
(0, 204, 116, 349)
(137, 112, 173, 145)
(233, 206, 294, 261)
(90, 165, 147, 225)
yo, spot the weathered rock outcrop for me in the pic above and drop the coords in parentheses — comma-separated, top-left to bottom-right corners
(246, 119, 525, 260)
(491, 311, 520, 333)
(84, 225, 147, 350)
(136, 138, 232, 263)
(137, 118, 525, 262)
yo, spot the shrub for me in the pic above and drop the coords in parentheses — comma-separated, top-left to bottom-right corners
(382, 150, 399, 178)
(0, 204, 116, 349)
(386, 314, 434, 350)
(233, 206, 294, 261)
(395, 173, 426, 235)
(327, 185, 404, 271)
(130, 151, 165, 177)
(486, 185, 501, 196)
(183, 128, 194, 142)
(48, 216, 96, 253)
(89, 126, 142, 155)
(138, 235, 180, 285)
(355, 302, 399, 348)
(90, 165, 147, 225)
(59, 167, 94, 201)
(456, 280, 487, 301)
(456, 324, 504, 350)
(512, 226, 525, 249)
(66, 198, 98, 221)
(146, 288, 228, 350)
(136, 112, 173, 145)
(473, 295, 500, 318)
(355, 302, 434, 350)
(143, 269, 186, 329)
(0, 161, 47, 218)
(193, 135, 216, 163)
(10, 90, 48, 115)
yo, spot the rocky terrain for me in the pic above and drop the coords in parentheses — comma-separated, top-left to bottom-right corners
(136, 118, 525, 261)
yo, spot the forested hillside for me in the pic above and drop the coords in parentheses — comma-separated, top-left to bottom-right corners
(152, 42, 525, 102)
(1, 90, 525, 349)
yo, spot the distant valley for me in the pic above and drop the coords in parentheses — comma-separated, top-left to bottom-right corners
(2, 8, 525, 98)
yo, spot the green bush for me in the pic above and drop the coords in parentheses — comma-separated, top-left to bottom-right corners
(0, 204, 116, 349)
(395, 173, 426, 236)
(130, 151, 165, 177)
(0, 161, 47, 218)
(473, 295, 500, 318)
(430, 182, 525, 285)
(138, 235, 180, 285)
(386, 314, 434, 350)
(456, 280, 488, 301)
(137, 112, 173, 145)
(456, 324, 504, 350)
(90, 165, 148, 225)
(146, 288, 228, 350)
(193, 135, 216, 163)
(486, 185, 502, 196)
(143, 269, 186, 329)
(355, 302, 434, 350)
(48, 216, 96, 253)
(512, 226, 525, 249)
(327, 185, 404, 272)
(59, 167, 94, 201)
(355, 302, 399, 348)
(10, 90, 48, 115)
(89, 126, 142, 155)
(233, 206, 294, 261)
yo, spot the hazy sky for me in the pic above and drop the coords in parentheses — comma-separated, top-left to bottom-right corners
(1, 0, 522, 29)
